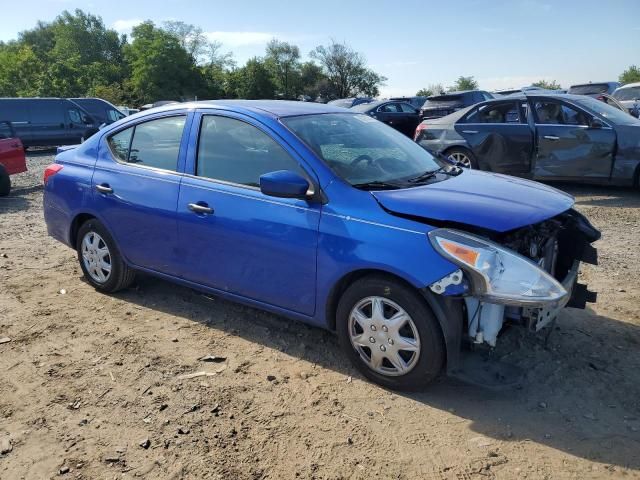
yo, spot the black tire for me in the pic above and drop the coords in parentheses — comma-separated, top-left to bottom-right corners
(336, 275, 445, 391)
(76, 219, 135, 293)
(446, 147, 478, 169)
(0, 166, 10, 197)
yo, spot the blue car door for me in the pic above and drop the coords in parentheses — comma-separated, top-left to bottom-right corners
(91, 111, 192, 274)
(176, 112, 321, 316)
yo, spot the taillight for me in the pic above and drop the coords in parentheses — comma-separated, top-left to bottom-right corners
(43, 164, 63, 185)
(414, 123, 427, 141)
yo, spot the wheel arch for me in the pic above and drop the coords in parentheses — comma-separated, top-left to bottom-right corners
(325, 268, 464, 374)
(69, 212, 97, 249)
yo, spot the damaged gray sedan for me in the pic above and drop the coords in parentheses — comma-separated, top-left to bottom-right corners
(415, 92, 640, 188)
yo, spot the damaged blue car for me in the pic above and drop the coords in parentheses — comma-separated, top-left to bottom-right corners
(43, 100, 599, 390)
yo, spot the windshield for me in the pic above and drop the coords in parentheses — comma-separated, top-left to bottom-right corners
(574, 96, 640, 125)
(568, 84, 609, 95)
(613, 87, 640, 101)
(328, 99, 353, 108)
(424, 94, 463, 107)
(282, 113, 441, 186)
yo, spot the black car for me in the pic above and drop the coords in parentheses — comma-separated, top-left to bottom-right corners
(419, 90, 494, 120)
(69, 98, 126, 125)
(568, 82, 621, 101)
(388, 96, 427, 109)
(327, 97, 374, 108)
(352, 100, 421, 137)
(415, 93, 640, 186)
(0, 98, 99, 147)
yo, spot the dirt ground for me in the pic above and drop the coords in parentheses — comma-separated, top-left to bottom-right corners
(1, 151, 639, 480)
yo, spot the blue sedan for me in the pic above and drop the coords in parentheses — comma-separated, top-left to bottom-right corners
(43, 101, 599, 390)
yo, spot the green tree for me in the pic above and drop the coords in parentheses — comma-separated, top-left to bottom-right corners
(124, 21, 205, 104)
(531, 79, 562, 90)
(0, 43, 44, 96)
(450, 76, 478, 91)
(299, 61, 327, 99)
(416, 83, 445, 97)
(619, 65, 640, 85)
(310, 40, 386, 99)
(230, 57, 276, 99)
(265, 39, 301, 99)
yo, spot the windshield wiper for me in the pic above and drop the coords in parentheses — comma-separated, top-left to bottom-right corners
(407, 165, 462, 183)
(352, 180, 405, 190)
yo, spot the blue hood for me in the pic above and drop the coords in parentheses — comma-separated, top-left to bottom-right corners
(372, 170, 574, 233)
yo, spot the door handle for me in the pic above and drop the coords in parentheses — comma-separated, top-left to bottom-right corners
(95, 184, 113, 194)
(188, 203, 214, 215)
(544, 135, 560, 141)
(462, 130, 479, 134)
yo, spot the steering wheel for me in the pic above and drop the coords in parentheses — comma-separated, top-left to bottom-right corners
(350, 154, 374, 167)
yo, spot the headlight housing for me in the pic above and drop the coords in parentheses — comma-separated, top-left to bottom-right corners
(428, 229, 567, 306)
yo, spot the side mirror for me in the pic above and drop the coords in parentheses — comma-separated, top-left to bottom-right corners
(589, 117, 604, 129)
(260, 170, 310, 200)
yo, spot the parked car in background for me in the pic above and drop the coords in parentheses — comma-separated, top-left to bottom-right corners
(601, 93, 639, 118)
(568, 82, 620, 100)
(116, 106, 140, 116)
(0, 98, 99, 148)
(327, 97, 374, 108)
(43, 100, 598, 390)
(70, 98, 126, 125)
(415, 93, 640, 187)
(389, 96, 427, 109)
(0, 121, 27, 196)
(352, 100, 420, 136)
(494, 86, 549, 96)
(612, 82, 640, 118)
(139, 101, 180, 111)
(419, 90, 493, 120)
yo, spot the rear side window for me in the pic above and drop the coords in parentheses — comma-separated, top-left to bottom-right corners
(464, 102, 522, 124)
(107, 116, 186, 171)
(197, 115, 305, 187)
(378, 103, 400, 113)
(0, 122, 13, 139)
(399, 103, 417, 113)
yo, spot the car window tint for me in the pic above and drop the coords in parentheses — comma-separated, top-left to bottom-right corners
(107, 109, 123, 122)
(68, 109, 82, 124)
(107, 127, 133, 162)
(197, 116, 305, 187)
(534, 101, 589, 125)
(0, 122, 12, 139)
(107, 116, 185, 170)
(464, 102, 521, 123)
(399, 103, 416, 113)
(378, 104, 400, 113)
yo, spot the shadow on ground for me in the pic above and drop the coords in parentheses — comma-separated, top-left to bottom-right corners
(104, 272, 640, 470)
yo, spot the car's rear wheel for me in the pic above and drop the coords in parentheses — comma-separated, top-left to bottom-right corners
(76, 219, 135, 293)
(336, 275, 445, 390)
(446, 147, 477, 169)
(0, 165, 10, 197)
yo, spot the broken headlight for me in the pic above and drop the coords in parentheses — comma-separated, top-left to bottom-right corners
(428, 229, 567, 306)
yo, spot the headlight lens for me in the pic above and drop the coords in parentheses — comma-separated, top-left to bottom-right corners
(428, 229, 567, 306)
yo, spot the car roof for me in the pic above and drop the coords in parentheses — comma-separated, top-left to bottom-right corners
(151, 100, 350, 118)
(615, 82, 640, 89)
(569, 82, 618, 87)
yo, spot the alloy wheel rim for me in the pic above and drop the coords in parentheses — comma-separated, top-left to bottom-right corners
(449, 152, 472, 168)
(81, 231, 112, 283)
(348, 296, 421, 377)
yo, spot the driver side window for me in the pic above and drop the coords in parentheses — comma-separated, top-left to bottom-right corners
(534, 101, 589, 126)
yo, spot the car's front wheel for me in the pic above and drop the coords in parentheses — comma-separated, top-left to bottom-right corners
(337, 275, 445, 390)
(76, 219, 135, 293)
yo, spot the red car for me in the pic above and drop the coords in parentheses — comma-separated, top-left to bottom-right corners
(0, 121, 27, 196)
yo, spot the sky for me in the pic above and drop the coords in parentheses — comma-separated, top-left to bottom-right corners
(1, 0, 639, 96)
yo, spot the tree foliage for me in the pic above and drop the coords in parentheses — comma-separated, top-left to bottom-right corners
(450, 76, 479, 91)
(0, 9, 387, 105)
(619, 65, 640, 85)
(416, 83, 445, 97)
(310, 40, 386, 99)
(531, 79, 562, 90)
